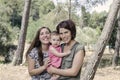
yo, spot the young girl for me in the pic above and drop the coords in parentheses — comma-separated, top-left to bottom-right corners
(48, 31, 70, 80)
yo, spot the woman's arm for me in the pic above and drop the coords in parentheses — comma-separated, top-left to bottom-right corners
(49, 46, 70, 57)
(48, 49, 85, 76)
(28, 56, 49, 76)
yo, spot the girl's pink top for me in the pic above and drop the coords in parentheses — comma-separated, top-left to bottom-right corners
(48, 45, 62, 68)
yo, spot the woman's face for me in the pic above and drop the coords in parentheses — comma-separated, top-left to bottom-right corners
(39, 28, 51, 45)
(59, 28, 72, 43)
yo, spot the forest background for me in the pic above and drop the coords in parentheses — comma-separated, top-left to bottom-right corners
(0, 0, 120, 80)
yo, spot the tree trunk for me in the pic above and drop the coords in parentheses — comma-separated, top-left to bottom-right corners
(112, 9, 120, 67)
(81, 0, 120, 80)
(81, 6, 87, 28)
(68, 0, 71, 19)
(11, 0, 31, 66)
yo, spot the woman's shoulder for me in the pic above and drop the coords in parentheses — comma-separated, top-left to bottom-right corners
(76, 42, 85, 49)
(28, 47, 38, 59)
(74, 42, 85, 53)
(30, 47, 38, 53)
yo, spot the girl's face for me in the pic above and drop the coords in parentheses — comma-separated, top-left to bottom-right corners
(59, 28, 72, 44)
(39, 28, 51, 45)
(50, 35, 60, 47)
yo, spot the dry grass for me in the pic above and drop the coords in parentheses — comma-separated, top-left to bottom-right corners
(0, 47, 119, 80)
(0, 64, 31, 80)
(94, 66, 120, 80)
(0, 63, 120, 80)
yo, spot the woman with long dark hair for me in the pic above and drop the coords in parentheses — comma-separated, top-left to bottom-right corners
(26, 27, 51, 80)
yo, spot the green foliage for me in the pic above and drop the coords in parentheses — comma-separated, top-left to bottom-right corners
(0, 60, 5, 64)
(99, 58, 112, 68)
(8, 0, 23, 28)
(30, 0, 55, 20)
(81, 6, 90, 27)
(0, 22, 13, 56)
(76, 27, 101, 44)
(108, 20, 118, 49)
(85, 0, 106, 9)
(10, 11, 22, 27)
(0, 23, 11, 45)
(40, 0, 55, 14)
(76, 11, 108, 44)
(0, 0, 24, 28)
(26, 9, 68, 42)
(26, 18, 41, 42)
(27, 5, 79, 42)
(10, 27, 20, 41)
(0, 3, 12, 46)
(3, 0, 23, 14)
(0, 0, 21, 56)
(88, 11, 107, 29)
(0, 0, 114, 57)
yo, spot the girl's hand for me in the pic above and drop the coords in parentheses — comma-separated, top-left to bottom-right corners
(65, 50, 71, 55)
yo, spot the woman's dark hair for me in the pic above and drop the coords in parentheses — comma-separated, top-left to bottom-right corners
(56, 19, 76, 40)
(26, 27, 51, 65)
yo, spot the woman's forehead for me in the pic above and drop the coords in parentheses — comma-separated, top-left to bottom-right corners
(40, 28, 49, 32)
(59, 28, 69, 32)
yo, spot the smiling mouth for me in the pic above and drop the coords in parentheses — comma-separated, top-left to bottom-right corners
(63, 38, 69, 41)
(43, 38, 49, 41)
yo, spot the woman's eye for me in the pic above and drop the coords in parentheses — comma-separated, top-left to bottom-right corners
(59, 33, 62, 35)
(65, 31, 68, 34)
(53, 39, 56, 41)
(46, 31, 50, 34)
(40, 33, 43, 35)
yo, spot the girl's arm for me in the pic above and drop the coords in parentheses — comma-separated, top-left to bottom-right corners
(49, 46, 70, 57)
(48, 49, 85, 76)
(28, 56, 49, 76)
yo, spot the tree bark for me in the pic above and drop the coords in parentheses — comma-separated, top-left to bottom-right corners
(112, 9, 120, 67)
(11, 0, 31, 65)
(81, 6, 87, 28)
(81, 0, 120, 80)
(68, 0, 71, 19)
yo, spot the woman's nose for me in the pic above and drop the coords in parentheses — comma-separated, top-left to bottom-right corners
(44, 33, 48, 37)
(62, 34, 66, 38)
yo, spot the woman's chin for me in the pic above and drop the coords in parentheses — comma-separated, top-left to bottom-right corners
(64, 41, 70, 44)
(43, 42, 50, 45)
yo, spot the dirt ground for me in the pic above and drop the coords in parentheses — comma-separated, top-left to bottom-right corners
(0, 64, 120, 80)
(0, 46, 120, 80)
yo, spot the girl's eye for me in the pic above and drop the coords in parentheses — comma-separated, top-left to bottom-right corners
(57, 39, 60, 41)
(53, 39, 56, 41)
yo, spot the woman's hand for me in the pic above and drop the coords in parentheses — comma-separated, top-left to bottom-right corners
(47, 66, 56, 74)
(43, 58, 50, 69)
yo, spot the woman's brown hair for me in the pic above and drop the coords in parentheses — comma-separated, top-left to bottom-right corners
(56, 19, 76, 40)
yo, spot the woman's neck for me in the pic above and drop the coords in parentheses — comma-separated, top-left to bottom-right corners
(63, 40, 76, 52)
(42, 44, 49, 52)
(66, 40, 76, 46)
